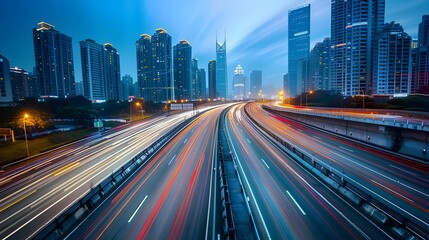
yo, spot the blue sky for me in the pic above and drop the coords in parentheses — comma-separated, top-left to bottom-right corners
(0, 0, 427, 96)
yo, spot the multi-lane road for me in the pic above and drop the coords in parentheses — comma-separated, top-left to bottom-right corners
(0, 109, 210, 239)
(67, 105, 230, 239)
(246, 102, 429, 236)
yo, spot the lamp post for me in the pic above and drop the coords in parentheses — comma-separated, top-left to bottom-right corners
(23, 114, 29, 157)
(129, 98, 133, 123)
(361, 90, 365, 109)
(136, 102, 144, 120)
(306, 90, 313, 107)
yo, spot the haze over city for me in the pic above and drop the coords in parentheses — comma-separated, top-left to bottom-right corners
(0, 0, 427, 96)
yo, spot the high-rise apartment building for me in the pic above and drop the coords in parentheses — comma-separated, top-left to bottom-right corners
(33, 22, 75, 98)
(0, 55, 12, 103)
(309, 37, 330, 91)
(216, 37, 227, 99)
(208, 60, 217, 99)
(120, 74, 134, 100)
(197, 68, 206, 99)
(372, 22, 411, 94)
(136, 34, 152, 100)
(104, 43, 121, 100)
(411, 15, 429, 93)
(191, 59, 199, 100)
(151, 28, 172, 102)
(330, 0, 385, 96)
(287, 4, 310, 97)
(10, 67, 33, 102)
(249, 70, 262, 99)
(173, 40, 192, 101)
(233, 64, 246, 100)
(418, 15, 429, 47)
(80, 39, 106, 102)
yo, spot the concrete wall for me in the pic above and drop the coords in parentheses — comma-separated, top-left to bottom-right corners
(267, 108, 429, 161)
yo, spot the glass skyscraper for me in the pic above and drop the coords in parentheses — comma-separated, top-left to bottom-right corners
(208, 60, 216, 99)
(309, 37, 330, 91)
(136, 34, 152, 100)
(0, 54, 12, 103)
(249, 70, 262, 99)
(216, 38, 227, 99)
(80, 39, 106, 102)
(33, 22, 75, 98)
(287, 4, 310, 98)
(151, 28, 172, 103)
(103, 43, 121, 101)
(173, 40, 192, 101)
(330, 0, 385, 96)
(233, 64, 245, 100)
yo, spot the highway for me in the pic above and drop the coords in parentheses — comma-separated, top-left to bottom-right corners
(246, 102, 429, 235)
(224, 104, 392, 239)
(0, 108, 214, 239)
(67, 105, 230, 239)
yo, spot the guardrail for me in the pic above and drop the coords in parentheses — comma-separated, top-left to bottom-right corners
(34, 112, 202, 240)
(265, 105, 429, 132)
(244, 104, 428, 240)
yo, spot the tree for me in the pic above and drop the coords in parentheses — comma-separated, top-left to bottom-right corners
(13, 110, 49, 133)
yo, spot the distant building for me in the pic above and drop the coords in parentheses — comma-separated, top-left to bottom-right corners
(197, 68, 206, 99)
(287, 4, 310, 97)
(283, 73, 288, 98)
(120, 74, 134, 100)
(10, 67, 30, 101)
(330, 1, 385, 96)
(216, 37, 227, 99)
(249, 70, 262, 99)
(208, 60, 217, 99)
(33, 22, 75, 98)
(136, 34, 152, 100)
(411, 15, 429, 93)
(0, 55, 12, 103)
(75, 81, 84, 96)
(104, 43, 121, 100)
(309, 37, 330, 91)
(233, 64, 246, 100)
(372, 22, 411, 94)
(80, 39, 106, 102)
(173, 40, 192, 101)
(191, 59, 199, 100)
(151, 28, 172, 102)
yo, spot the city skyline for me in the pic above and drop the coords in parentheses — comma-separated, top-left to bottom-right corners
(0, 0, 427, 96)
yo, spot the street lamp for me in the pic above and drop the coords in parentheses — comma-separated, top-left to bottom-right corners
(360, 90, 365, 109)
(23, 114, 29, 157)
(306, 90, 313, 107)
(136, 102, 144, 120)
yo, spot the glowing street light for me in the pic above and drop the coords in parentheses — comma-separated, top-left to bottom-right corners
(306, 90, 313, 107)
(136, 102, 144, 120)
(23, 114, 30, 157)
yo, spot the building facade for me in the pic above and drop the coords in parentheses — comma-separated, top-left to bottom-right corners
(233, 64, 246, 100)
(10, 67, 35, 102)
(208, 60, 217, 99)
(197, 68, 206, 99)
(330, 0, 385, 96)
(104, 43, 121, 100)
(120, 74, 134, 100)
(0, 55, 12, 103)
(309, 37, 330, 91)
(411, 15, 429, 93)
(249, 70, 262, 99)
(287, 4, 310, 97)
(191, 59, 199, 100)
(372, 22, 411, 94)
(33, 22, 75, 98)
(216, 38, 227, 99)
(136, 34, 152, 100)
(80, 39, 106, 102)
(173, 40, 192, 101)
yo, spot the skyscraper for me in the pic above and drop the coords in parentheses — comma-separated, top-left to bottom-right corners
(191, 58, 199, 100)
(233, 64, 245, 100)
(330, 0, 385, 96)
(120, 74, 134, 100)
(287, 4, 310, 97)
(0, 55, 12, 103)
(10, 67, 31, 102)
(33, 22, 75, 98)
(197, 68, 206, 99)
(80, 39, 106, 102)
(372, 22, 411, 94)
(136, 34, 152, 100)
(173, 40, 192, 101)
(309, 37, 330, 91)
(411, 15, 429, 93)
(418, 15, 429, 47)
(208, 60, 217, 99)
(216, 36, 227, 99)
(104, 43, 121, 100)
(249, 70, 262, 99)
(151, 28, 172, 102)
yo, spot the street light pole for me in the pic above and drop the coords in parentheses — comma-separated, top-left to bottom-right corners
(23, 114, 29, 157)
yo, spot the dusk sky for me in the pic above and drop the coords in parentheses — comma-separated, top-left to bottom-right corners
(0, 0, 427, 96)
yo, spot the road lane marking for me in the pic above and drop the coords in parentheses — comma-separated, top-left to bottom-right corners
(339, 146, 354, 153)
(371, 180, 414, 203)
(0, 190, 36, 213)
(286, 190, 306, 215)
(168, 154, 177, 166)
(261, 159, 270, 169)
(128, 195, 148, 223)
(246, 138, 251, 144)
(184, 138, 188, 144)
(398, 182, 429, 198)
(389, 165, 417, 176)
